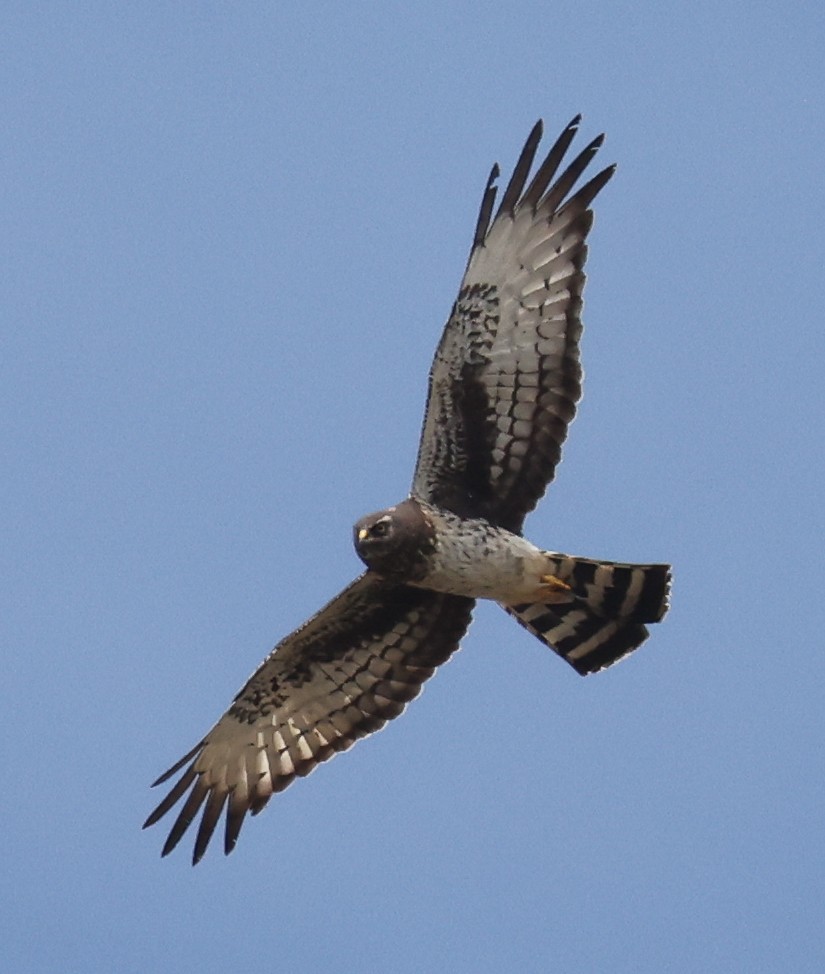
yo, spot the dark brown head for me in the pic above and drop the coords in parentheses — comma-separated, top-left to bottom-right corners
(353, 499, 435, 582)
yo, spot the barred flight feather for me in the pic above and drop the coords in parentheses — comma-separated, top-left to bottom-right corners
(505, 556, 671, 675)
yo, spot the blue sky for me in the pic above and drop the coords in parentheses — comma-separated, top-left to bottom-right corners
(3, 2, 824, 971)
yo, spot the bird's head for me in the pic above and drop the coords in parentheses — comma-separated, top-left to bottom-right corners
(353, 499, 435, 581)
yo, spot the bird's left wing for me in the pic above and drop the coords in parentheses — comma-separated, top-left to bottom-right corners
(412, 118, 615, 532)
(144, 574, 473, 864)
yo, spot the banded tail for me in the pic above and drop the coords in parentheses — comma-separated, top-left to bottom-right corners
(504, 554, 671, 675)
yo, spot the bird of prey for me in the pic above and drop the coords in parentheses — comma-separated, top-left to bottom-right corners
(145, 117, 671, 864)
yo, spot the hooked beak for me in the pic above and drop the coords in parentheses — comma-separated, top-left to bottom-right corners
(357, 527, 369, 541)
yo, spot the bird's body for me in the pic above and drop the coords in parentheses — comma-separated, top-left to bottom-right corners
(356, 499, 567, 603)
(145, 116, 672, 864)
(411, 506, 556, 603)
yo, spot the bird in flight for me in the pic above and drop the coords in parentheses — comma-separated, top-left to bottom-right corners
(145, 117, 671, 864)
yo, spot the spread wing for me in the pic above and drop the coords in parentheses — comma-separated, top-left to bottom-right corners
(411, 117, 615, 533)
(144, 575, 473, 864)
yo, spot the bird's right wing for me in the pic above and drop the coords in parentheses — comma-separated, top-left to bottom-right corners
(412, 118, 615, 532)
(144, 574, 473, 864)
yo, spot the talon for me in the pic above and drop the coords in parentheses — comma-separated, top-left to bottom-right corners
(536, 573, 574, 604)
(540, 573, 571, 593)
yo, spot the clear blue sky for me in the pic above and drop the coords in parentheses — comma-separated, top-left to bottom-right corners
(3, 3, 824, 972)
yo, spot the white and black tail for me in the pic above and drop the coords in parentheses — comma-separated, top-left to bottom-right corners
(503, 554, 671, 675)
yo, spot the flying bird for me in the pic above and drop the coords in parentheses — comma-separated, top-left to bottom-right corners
(145, 117, 671, 864)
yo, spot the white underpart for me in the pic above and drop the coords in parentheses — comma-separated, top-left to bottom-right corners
(413, 503, 559, 604)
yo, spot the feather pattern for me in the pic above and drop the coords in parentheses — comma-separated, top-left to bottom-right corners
(144, 575, 473, 863)
(504, 555, 671, 675)
(412, 118, 615, 532)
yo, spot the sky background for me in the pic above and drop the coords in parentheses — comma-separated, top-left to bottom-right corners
(3, 3, 824, 972)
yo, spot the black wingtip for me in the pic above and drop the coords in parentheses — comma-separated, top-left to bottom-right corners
(588, 132, 606, 152)
(150, 742, 203, 787)
(470, 114, 606, 252)
(521, 115, 587, 211)
(496, 120, 544, 218)
(471, 162, 501, 251)
(224, 801, 247, 857)
(566, 163, 617, 211)
(538, 133, 611, 214)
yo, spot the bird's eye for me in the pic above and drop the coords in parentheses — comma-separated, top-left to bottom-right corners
(371, 520, 390, 538)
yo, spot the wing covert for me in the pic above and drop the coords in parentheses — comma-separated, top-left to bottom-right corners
(144, 574, 473, 863)
(412, 118, 615, 532)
